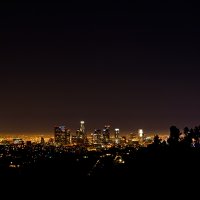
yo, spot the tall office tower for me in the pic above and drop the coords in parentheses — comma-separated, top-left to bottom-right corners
(102, 125, 110, 143)
(138, 129, 144, 138)
(114, 128, 120, 144)
(76, 129, 80, 137)
(80, 121, 85, 135)
(138, 129, 144, 142)
(93, 129, 102, 144)
(76, 121, 87, 144)
(54, 126, 69, 145)
(80, 121, 87, 140)
(66, 129, 71, 144)
(115, 128, 120, 139)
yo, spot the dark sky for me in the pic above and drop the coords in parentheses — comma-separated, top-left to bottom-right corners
(0, 2, 200, 134)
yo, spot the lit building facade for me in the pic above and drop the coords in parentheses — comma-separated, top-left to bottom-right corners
(93, 129, 102, 144)
(114, 128, 120, 144)
(102, 125, 110, 143)
(54, 126, 70, 145)
(76, 121, 87, 144)
(115, 128, 120, 139)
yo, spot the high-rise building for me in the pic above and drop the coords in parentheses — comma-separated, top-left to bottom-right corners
(76, 129, 80, 137)
(114, 128, 120, 144)
(80, 121, 85, 135)
(54, 126, 70, 145)
(138, 129, 144, 138)
(93, 129, 102, 144)
(138, 129, 144, 142)
(76, 121, 87, 144)
(66, 129, 71, 144)
(115, 128, 120, 139)
(102, 125, 110, 143)
(71, 135, 77, 144)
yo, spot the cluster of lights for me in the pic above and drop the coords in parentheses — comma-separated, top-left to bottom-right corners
(138, 129, 144, 138)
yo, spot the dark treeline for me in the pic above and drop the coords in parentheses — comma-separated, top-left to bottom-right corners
(91, 125, 200, 179)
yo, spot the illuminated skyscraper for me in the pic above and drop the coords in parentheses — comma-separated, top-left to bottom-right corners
(80, 121, 85, 135)
(76, 121, 87, 144)
(66, 129, 71, 144)
(54, 126, 70, 145)
(138, 129, 144, 142)
(76, 129, 80, 137)
(93, 129, 102, 144)
(102, 125, 110, 143)
(114, 128, 120, 144)
(115, 128, 120, 139)
(138, 129, 144, 138)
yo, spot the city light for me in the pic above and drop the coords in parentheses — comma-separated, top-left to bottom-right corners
(138, 129, 144, 138)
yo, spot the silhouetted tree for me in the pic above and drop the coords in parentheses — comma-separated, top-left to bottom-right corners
(190, 128, 194, 138)
(161, 140, 167, 147)
(153, 134, 161, 146)
(181, 132, 192, 149)
(167, 126, 180, 147)
(192, 127, 200, 148)
(194, 126, 200, 142)
(184, 127, 190, 137)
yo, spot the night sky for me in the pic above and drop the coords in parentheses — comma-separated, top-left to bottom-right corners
(0, 2, 200, 135)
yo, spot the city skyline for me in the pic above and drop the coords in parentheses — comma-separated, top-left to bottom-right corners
(0, 120, 194, 136)
(0, 2, 200, 134)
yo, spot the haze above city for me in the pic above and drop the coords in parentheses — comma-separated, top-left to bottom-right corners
(0, 2, 200, 135)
